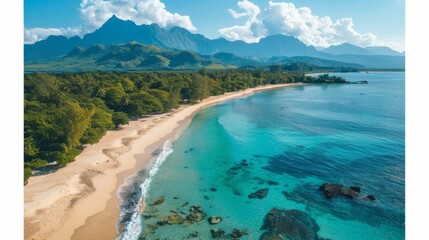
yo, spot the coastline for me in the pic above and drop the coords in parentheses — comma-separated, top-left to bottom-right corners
(24, 83, 302, 240)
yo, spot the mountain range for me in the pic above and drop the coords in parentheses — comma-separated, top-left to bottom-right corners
(322, 43, 404, 56)
(25, 15, 405, 70)
(25, 42, 234, 71)
(26, 41, 368, 72)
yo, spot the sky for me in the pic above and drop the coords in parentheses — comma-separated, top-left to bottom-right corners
(24, 0, 405, 51)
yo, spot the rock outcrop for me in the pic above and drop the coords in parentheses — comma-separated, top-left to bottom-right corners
(319, 183, 360, 199)
(208, 216, 223, 225)
(260, 208, 320, 240)
(249, 188, 269, 199)
(149, 196, 165, 206)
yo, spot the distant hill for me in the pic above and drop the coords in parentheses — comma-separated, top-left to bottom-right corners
(24, 35, 82, 61)
(327, 54, 405, 69)
(364, 46, 404, 56)
(322, 43, 404, 56)
(25, 42, 238, 72)
(26, 42, 372, 72)
(211, 52, 261, 67)
(211, 34, 322, 58)
(322, 43, 374, 55)
(268, 56, 363, 69)
(24, 15, 405, 70)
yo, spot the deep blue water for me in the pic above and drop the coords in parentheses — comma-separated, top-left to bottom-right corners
(119, 72, 405, 240)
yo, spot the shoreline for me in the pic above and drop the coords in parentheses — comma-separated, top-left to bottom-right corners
(24, 83, 302, 240)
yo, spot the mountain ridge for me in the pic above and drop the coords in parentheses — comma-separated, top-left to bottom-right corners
(24, 15, 404, 69)
(322, 43, 404, 56)
(25, 41, 368, 72)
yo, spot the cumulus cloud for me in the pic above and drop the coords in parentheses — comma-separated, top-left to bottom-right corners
(25, 0, 196, 44)
(219, 0, 266, 43)
(219, 0, 379, 48)
(228, 0, 260, 21)
(79, 0, 196, 33)
(332, 18, 377, 46)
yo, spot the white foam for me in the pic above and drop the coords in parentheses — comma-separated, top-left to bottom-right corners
(117, 139, 174, 240)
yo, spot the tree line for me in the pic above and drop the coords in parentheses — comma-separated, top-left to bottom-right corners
(24, 69, 345, 183)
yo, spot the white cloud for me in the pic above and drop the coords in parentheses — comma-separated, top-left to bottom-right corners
(79, 0, 196, 33)
(332, 18, 377, 47)
(24, 28, 82, 44)
(25, 0, 196, 44)
(228, 0, 260, 21)
(219, 0, 266, 43)
(219, 1, 380, 48)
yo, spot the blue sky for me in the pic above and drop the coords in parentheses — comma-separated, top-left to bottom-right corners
(24, 0, 405, 51)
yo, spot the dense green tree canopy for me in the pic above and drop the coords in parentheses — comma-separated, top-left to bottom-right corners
(24, 69, 343, 184)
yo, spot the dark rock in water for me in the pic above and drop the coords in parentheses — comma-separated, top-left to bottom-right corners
(319, 183, 360, 199)
(182, 201, 189, 207)
(210, 187, 218, 192)
(188, 231, 199, 238)
(210, 228, 226, 238)
(149, 196, 165, 206)
(230, 228, 247, 238)
(187, 204, 207, 223)
(184, 151, 188, 153)
(267, 180, 279, 186)
(363, 194, 376, 201)
(350, 186, 361, 193)
(156, 219, 167, 226)
(187, 212, 206, 222)
(204, 195, 210, 200)
(319, 183, 343, 199)
(142, 213, 156, 220)
(208, 216, 223, 225)
(341, 187, 359, 199)
(189, 148, 195, 152)
(249, 188, 269, 199)
(173, 196, 179, 200)
(260, 208, 320, 240)
(166, 214, 185, 224)
(190, 204, 202, 212)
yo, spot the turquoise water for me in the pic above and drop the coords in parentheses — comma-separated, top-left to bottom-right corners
(120, 72, 405, 240)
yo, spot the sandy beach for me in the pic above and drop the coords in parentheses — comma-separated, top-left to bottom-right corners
(24, 83, 302, 240)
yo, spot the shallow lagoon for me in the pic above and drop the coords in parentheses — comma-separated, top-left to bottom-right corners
(121, 72, 405, 240)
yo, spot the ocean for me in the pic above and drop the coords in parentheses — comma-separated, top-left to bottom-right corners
(118, 71, 405, 240)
